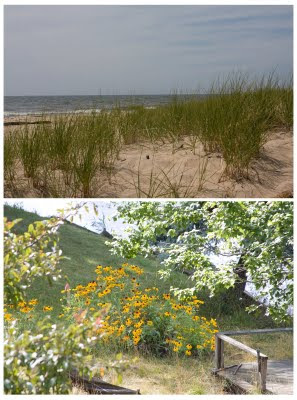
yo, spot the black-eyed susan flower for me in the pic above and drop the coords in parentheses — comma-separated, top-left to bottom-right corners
(4, 313, 13, 321)
(43, 306, 53, 312)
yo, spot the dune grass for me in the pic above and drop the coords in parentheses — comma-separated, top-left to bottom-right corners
(4, 73, 293, 197)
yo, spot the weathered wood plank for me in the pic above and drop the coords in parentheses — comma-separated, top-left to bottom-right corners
(215, 335, 224, 369)
(216, 360, 293, 395)
(70, 369, 140, 395)
(4, 120, 51, 126)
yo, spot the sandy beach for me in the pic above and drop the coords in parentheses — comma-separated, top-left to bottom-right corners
(4, 115, 293, 198)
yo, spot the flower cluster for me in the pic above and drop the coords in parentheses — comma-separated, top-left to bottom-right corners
(61, 263, 218, 356)
(4, 299, 56, 323)
(4, 299, 40, 321)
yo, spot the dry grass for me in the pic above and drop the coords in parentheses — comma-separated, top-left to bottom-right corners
(223, 332, 293, 366)
(94, 353, 226, 395)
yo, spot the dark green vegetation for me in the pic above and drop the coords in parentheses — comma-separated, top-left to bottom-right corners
(4, 74, 293, 197)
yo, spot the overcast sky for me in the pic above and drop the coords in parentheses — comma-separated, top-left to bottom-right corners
(4, 199, 129, 235)
(4, 5, 293, 95)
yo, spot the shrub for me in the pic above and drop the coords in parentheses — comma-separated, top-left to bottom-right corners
(4, 217, 63, 305)
(61, 263, 218, 356)
(4, 318, 98, 394)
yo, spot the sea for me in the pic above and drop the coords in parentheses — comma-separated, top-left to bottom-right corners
(4, 94, 201, 117)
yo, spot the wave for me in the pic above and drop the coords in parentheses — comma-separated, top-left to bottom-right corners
(4, 109, 103, 117)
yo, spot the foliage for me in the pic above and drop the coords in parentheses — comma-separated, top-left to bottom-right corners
(61, 263, 218, 356)
(4, 318, 98, 394)
(108, 201, 293, 323)
(4, 217, 63, 306)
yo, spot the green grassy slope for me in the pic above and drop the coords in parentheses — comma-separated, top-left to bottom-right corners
(4, 205, 191, 316)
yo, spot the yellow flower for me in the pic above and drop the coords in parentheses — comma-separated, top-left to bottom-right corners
(173, 347, 179, 352)
(118, 325, 125, 334)
(186, 344, 192, 350)
(164, 312, 170, 317)
(132, 328, 142, 336)
(28, 299, 38, 306)
(58, 313, 64, 318)
(4, 313, 13, 321)
(185, 350, 191, 356)
(147, 321, 153, 326)
(134, 320, 144, 328)
(20, 306, 33, 313)
(43, 306, 53, 312)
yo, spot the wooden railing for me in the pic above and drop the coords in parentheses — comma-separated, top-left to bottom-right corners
(214, 328, 293, 393)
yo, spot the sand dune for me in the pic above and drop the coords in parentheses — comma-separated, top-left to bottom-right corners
(4, 114, 292, 198)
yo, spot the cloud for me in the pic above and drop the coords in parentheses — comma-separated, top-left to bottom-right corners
(4, 5, 293, 95)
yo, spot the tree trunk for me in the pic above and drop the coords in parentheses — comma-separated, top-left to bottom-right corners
(233, 253, 247, 298)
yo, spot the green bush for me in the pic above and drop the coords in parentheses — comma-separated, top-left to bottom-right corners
(60, 264, 218, 356)
(4, 318, 97, 394)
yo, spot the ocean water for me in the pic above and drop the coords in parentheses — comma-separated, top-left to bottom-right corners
(4, 94, 201, 117)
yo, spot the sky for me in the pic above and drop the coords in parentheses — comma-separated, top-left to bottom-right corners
(4, 5, 293, 95)
(4, 199, 129, 236)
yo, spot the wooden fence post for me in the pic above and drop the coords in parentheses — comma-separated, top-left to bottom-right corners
(257, 350, 268, 392)
(260, 356, 268, 392)
(215, 334, 224, 369)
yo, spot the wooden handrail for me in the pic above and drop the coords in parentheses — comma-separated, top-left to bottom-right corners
(214, 328, 292, 393)
(217, 333, 268, 358)
(219, 327, 293, 336)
